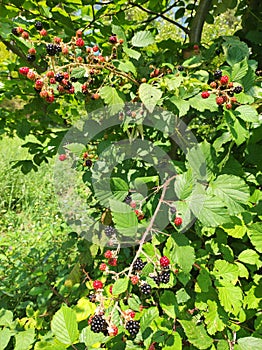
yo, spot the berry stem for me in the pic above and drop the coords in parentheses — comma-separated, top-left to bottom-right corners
(127, 175, 177, 278)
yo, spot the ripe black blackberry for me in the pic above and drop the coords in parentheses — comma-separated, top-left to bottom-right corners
(178, 65, 184, 71)
(228, 91, 234, 97)
(88, 293, 96, 303)
(159, 270, 170, 284)
(85, 159, 92, 167)
(90, 315, 108, 333)
(12, 28, 19, 36)
(125, 320, 140, 336)
(233, 86, 243, 94)
(124, 194, 132, 204)
(105, 226, 116, 238)
(133, 258, 146, 271)
(215, 49, 221, 55)
(35, 21, 43, 30)
(27, 54, 36, 62)
(54, 73, 64, 82)
(170, 206, 176, 214)
(140, 283, 151, 295)
(214, 69, 222, 79)
(64, 82, 72, 90)
(55, 44, 62, 54)
(151, 274, 160, 285)
(46, 43, 57, 56)
(70, 77, 78, 82)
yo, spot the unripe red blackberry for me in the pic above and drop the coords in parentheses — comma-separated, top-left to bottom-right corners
(99, 263, 107, 271)
(201, 91, 210, 99)
(108, 258, 117, 266)
(27, 71, 36, 80)
(19, 67, 30, 76)
(174, 216, 182, 226)
(220, 75, 229, 85)
(93, 280, 103, 290)
(216, 96, 224, 105)
(40, 29, 47, 36)
(104, 250, 113, 259)
(160, 256, 170, 267)
(21, 31, 29, 39)
(76, 38, 85, 47)
(59, 154, 67, 161)
(93, 45, 99, 52)
(131, 275, 139, 285)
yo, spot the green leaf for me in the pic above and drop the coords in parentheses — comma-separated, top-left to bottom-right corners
(0, 328, 12, 350)
(176, 288, 190, 304)
(140, 307, 159, 332)
(70, 67, 87, 79)
(100, 86, 125, 114)
(169, 96, 190, 117)
(191, 194, 229, 227)
(34, 340, 67, 350)
(138, 83, 162, 113)
(174, 170, 194, 200)
(80, 326, 108, 347)
(212, 260, 239, 285)
(204, 300, 226, 335)
(197, 268, 212, 292)
(51, 305, 79, 345)
(231, 59, 248, 81)
(247, 223, 262, 253)
(14, 329, 35, 350)
(237, 337, 262, 350)
(223, 37, 249, 65)
(168, 234, 195, 273)
(179, 320, 213, 349)
(235, 105, 259, 123)
(217, 283, 243, 315)
(189, 94, 218, 112)
(222, 217, 247, 238)
(160, 291, 178, 319)
(74, 297, 96, 322)
(112, 277, 129, 295)
(111, 178, 129, 201)
(123, 46, 141, 60)
(210, 174, 249, 215)
(0, 309, 13, 327)
(117, 60, 137, 76)
(131, 31, 154, 47)
(238, 249, 261, 267)
(225, 110, 249, 146)
(64, 142, 85, 155)
(109, 199, 138, 238)
(112, 24, 127, 44)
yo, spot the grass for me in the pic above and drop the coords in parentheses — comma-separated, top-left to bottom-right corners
(0, 135, 64, 234)
(0, 135, 77, 314)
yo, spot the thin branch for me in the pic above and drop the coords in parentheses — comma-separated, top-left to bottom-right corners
(129, 1, 190, 35)
(127, 175, 177, 278)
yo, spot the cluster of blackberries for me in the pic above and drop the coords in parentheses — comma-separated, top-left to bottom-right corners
(140, 283, 151, 295)
(105, 226, 116, 238)
(90, 315, 108, 333)
(133, 258, 146, 272)
(46, 43, 62, 56)
(125, 320, 140, 336)
(151, 270, 171, 285)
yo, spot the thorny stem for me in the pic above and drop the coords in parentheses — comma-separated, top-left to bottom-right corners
(127, 175, 177, 278)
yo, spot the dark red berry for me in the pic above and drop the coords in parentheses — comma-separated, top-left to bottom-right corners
(76, 38, 85, 47)
(59, 154, 67, 161)
(19, 67, 30, 76)
(109, 35, 118, 44)
(216, 96, 224, 105)
(174, 217, 182, 226)
(160, 256, 170, 267)
(93, 280, 103, 290)
(220, 75, 229, 85)
(201, 91, 210, 99)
